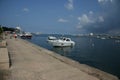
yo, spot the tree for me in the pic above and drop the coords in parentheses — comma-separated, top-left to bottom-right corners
(2, 26, 15, 32)
(0, 25, 3, 35)
(0, 25, 3, 40)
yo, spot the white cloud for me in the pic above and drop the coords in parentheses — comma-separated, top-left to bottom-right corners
(89, 11, 93, 15)
(23, 8, 29, 12)
(98, 0, 105, 3)
(98, 16, 104, 22)
(98, 0, 113, 4)
(65, 0, 74, 10)
(77, 14, 92, 28)
(78, 14, 94, 25)
(58, 18, 68, 23)
(77, 12, 105, 29)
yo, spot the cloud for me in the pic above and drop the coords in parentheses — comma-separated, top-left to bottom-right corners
(65, 0, 74, 10)
(78, 14, 94, 25)
(16, 8, 29, 17)
(76, 11, 105, 32)
(98, 0, 113, 4)
(76, 0, 120, 34)
(58, 18, 68, 23)
(23, 8, 29, 12)
(77, 11, 104, 31)
(96, 0, 120, 34)
(89, 11, 93, 15)
(98, 16, 104, 22)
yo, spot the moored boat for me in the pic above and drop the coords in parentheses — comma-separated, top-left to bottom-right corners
(47, 36, 75, 47)
(20, 32, 32, 39)
(47, 36, 57, 44)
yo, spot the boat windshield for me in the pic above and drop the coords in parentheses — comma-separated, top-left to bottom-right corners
(66, 39, 70, 41)
(48, 36, 57, 40)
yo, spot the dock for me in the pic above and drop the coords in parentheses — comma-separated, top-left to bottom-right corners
(0, 38, 119, 80)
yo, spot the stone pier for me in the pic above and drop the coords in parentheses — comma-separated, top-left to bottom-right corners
(0, 38, 119, 80)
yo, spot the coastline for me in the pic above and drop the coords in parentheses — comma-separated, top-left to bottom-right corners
(0, 38, 119, 80)
(20, 39, 119, 80)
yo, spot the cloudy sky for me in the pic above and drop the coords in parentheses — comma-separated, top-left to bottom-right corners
(0, 0, 120, 34)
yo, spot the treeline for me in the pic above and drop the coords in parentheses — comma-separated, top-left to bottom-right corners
(0, 25, 16, 34)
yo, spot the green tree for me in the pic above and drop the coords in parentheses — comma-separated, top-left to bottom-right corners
(0, 25, 3, 35)
(0, 25, 3, 40)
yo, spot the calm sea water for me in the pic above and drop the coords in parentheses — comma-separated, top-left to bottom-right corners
(27, 34, 120, 78)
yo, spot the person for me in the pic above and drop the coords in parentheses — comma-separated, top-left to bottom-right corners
(14, 33, 17, 40)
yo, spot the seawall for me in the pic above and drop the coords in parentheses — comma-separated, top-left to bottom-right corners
(20, 39, 119, 80)
(1, 38, 119, 80)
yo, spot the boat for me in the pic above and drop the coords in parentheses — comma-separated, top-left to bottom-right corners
(47, 36, 57, 41)
(47, 36, 57, 44)
(25, 32, 32, 39)
(101, 37, 106, 39)
(20, 32, 32, 39)
(47, 36, 75, 47)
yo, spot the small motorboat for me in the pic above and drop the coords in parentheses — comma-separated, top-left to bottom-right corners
(47, 37, 75, 47)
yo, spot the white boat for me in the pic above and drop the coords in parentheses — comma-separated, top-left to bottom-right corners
(47, 36, 57, 44)
(101, 37, 106, 39)
(47, 37, 75, 47)
(20, 32, 32, 39)
(47, 36, 57, 40)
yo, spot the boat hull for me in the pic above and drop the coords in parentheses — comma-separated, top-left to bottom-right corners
(52, 42, 75, 47)
(50, 40, 75, 47)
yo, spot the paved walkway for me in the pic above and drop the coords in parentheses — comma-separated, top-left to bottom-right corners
(6, 38, 118, 80)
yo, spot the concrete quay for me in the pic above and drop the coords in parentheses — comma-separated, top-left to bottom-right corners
(0, 48, 9, 70)
(5, 38, 119, 80)
(0, 40, 10, 80)
(0, 40, 9, 70)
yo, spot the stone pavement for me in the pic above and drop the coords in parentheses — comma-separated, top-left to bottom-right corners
(0, 48, 9, 70)
(6, 38, 119, 80)
(0, 40, 9, 70)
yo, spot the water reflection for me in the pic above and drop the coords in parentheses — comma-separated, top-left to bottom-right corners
(52, 46, 73, 56)
(89, 39, 95, 47)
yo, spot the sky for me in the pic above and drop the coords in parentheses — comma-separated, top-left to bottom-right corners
(0, 0, 120, 34)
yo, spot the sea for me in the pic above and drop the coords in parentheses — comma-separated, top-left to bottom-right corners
(27, 34, 120, 78)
